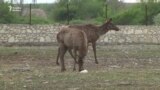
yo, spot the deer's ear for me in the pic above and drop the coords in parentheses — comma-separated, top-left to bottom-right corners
(108, 18, 112, 23)
(105, 18, 112, 24)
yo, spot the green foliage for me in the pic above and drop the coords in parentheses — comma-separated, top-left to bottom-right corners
(112, 2, 160, 25)
(153, 13, 160, 25)
(52, 0, 160, 25)
(31, 16, 52, 24)
(0, 3, 54, 24)
(112, 4, 145, 25)
(146, 2, 160, 24)
(51, 0, 104, 23)
(70, 18, 103, 25)
(12, 15, 52, 24)
(1, 1, 160, 25)
(0, 3, 14, 23)
(76, 0, 104, 19)
(52, 4, 77, 22)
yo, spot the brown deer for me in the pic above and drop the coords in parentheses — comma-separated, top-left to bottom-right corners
(57, 27, 88, 72)
(56, 18, 119, 65)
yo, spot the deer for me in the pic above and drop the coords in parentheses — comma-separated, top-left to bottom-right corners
(56, 27, 88, 72)
(56, 18, 119, 65)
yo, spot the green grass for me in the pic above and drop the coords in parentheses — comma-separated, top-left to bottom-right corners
(0, 45, 160, 90)
(1, 69, 160, 90)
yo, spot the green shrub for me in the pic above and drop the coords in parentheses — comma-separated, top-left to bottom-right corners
(153, 13, 160, 25)
(112, 4, 145, 25)
(70, 17, 103, 25)
(0, 3, 14, 23)
(31, 16, 52, 24)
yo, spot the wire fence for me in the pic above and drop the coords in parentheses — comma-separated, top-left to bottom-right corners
(0, 1, 160, 25)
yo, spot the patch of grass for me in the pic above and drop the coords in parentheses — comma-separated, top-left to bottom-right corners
(96, 45, 160, 58)
(1, 69, 160, 90)
(0, 45, 160, 90)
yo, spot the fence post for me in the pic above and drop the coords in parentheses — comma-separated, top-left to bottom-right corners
(145, 4, 148, 26)
(67, 1, 70, 25)
(105, 3, 108, 20)
(29, 4, 32, 25)
(20, 0, 24, 16)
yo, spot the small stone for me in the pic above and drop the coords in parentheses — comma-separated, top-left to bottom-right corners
(43, 81, 49, 84)
(0, 73, 3, 76)
(80, 69, 88, 73)
(8, 37, 15, 42)
(23, 85, 27, 88)
(40, 37, 45, 42)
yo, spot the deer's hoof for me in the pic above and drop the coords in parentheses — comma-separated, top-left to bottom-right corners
(56, 62, 60, 65)
(73, 68, 76, 71)
(75, 61, 78, 64)
(95, 61, 99, 64)
(61, 69, 66, 72)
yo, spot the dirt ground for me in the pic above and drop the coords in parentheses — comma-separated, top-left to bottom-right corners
(0, 44, 160, 90)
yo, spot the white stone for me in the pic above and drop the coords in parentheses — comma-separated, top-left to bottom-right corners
(30, 39, 34, 42)
(108, 31, 115, 34)
(45, 36, 51, 42)
(80, 69, 88, 73)
(143, 29, 148, 34)
(27, 29, 32, 33)
(127, 29, 134, 34)
(40, 37, 45, 42)
(8, 37, 15, 42)
(15, 40, 19, 42)
(152, 37, 158, 43)
(0, 73, 3, 76)
(104, 37, 109, 42)
(37, 30, 40, 33)
(22, 30, 26, 33)
(123, 30, 128, 34)
(135, 30, 143, 34)
(118, 39, 125, 43)
(0, 29, 5, 33)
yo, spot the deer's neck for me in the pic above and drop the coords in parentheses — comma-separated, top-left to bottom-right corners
(97, 25, 109, 36)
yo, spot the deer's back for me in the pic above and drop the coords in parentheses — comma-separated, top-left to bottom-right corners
(69, 24, 99, 43)
(57, 28, 88, 51)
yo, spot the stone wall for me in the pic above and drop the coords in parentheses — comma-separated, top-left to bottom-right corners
(0, 24, 58, 46)
(98, 25, 160, 44)
(0, 24, 160, 46)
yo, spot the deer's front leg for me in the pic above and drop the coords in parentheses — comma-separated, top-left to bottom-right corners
(92, 42, 98, 64)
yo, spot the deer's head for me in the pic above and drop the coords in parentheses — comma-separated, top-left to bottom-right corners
(102, 18, 120, 31)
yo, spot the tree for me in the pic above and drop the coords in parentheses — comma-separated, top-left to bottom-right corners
(32, 0, 37, 4)
(107, 0, 122, 14)
(112, 4, 145, 25)
(140, 0, 160, 2)
(52, 0, 104, 22)
(20, 0, 24, 15)
(0, 0, 3, 3)
(0, 3, 14, 23)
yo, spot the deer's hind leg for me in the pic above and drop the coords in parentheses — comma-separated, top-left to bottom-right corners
(78, 50, 86, 72)
(56, 47, 60, 65)
(78, 56, 84, 72)
(68, 49, 78, 71)
(59, 45, 67, 72)
(72, 49, 77, 71)
(68, 49, 77, 63)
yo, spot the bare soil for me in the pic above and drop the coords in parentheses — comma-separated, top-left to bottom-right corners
(0, 45, 160, 90)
